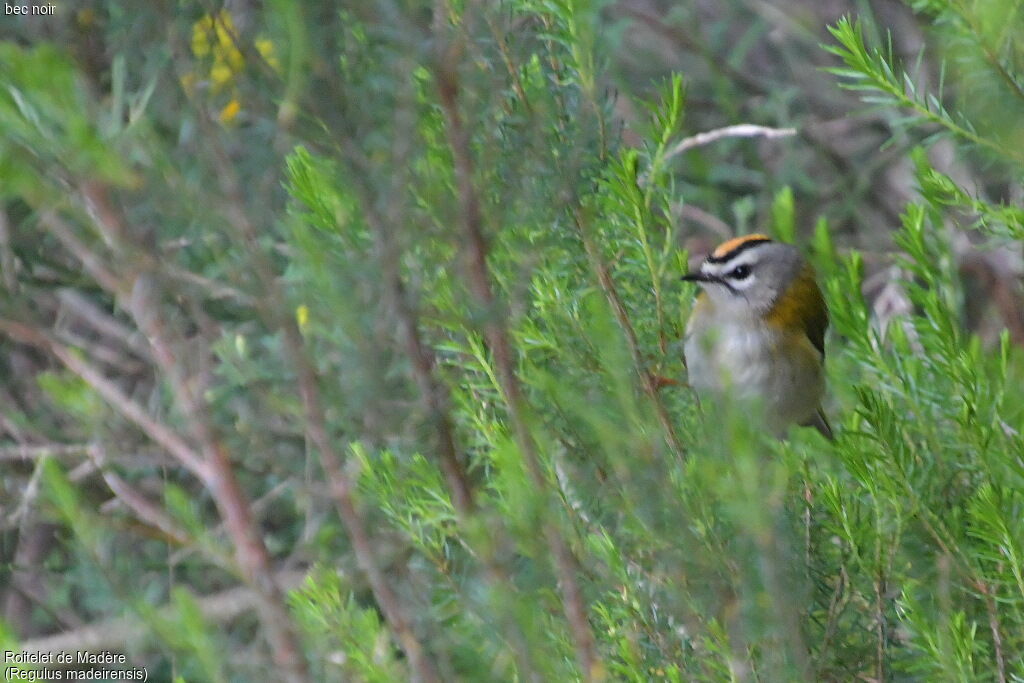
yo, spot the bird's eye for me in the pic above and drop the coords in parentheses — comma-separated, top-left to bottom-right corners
(729, 265, 751, 279)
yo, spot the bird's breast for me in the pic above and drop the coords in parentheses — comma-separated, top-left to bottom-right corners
(684, 316, 824, 431)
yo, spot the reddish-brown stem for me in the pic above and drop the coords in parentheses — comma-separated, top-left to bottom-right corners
(194, 117, 442, 682)
(978, 580, 1007, 683)
(287, 329, 440, 681)
(355, 156, 476, 516)
(434, 59, 599, 680)
(874, 566, 887, 682)
(49, 182, 312, 683)
(573, 210, 686, 458)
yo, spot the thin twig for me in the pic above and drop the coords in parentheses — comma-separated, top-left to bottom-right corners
(979, 580, 1007, 683)
(39, 211, 125, 297)
(0, 207, 18, 292)
(122, 244, 309, 683)
(8, 453, 47, 530)
(86, 445, 198, 551)
(674, 202, 733, 239)
(0, 319, 212, 479)
(35, 187, 311, 682)
(0, 444, 93, 462)
(574, 209, 686, 457)
(20, 570, 310, 660)
(165, 264, 257, 306)
(663, 124, 797, 164)
(369, 214, 475, 512)
(874, 565, 887, 682)
(367, 54, 476, 516)
(817, 565, 849, 661)
(52, 328, 146, 374)
(55, 288, 152, 360)
(291, 329, 442, 682)
(320, 51, 544, 676)
(348, 153, 542, 680)
(1, 521, 58, 634)
(803, 462, 813, 579)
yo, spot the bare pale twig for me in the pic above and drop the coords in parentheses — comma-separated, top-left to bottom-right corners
(55, 288, 152, 360)
(52, 186, 253, 312)
(165, 264, 256, 306)
(39, 211, 125, 296)
(86, 446, 196, 551)
(663, 124, 797, 164)
(8, 453, 47, 530)
(9, 189, 311, 682)
(0, 319, 212, 479)
(0, 388, 32, 442)
(0, 444, 93, 462)
(20, 570, 310, 661)
(674, 203, 733, 239)
(0, 207, 17, 292)
(51, 328, 146, 374)
(126, 273, 309, 683)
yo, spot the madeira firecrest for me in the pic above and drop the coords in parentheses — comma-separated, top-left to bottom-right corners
(682, 234, 832, 439)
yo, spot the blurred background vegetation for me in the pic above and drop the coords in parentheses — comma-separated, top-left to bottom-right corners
(1, 0, 1023, 680)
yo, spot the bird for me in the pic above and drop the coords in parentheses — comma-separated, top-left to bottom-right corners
(681, 234, 832, 439)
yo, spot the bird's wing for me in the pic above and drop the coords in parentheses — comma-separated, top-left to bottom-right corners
(804, 408, 834, 440)
(800, 265, 829, 358)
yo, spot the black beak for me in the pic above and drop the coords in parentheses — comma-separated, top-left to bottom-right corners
(682, 271, 736, 294)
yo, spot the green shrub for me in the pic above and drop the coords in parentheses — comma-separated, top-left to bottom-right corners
(1, 1, 1021, 680)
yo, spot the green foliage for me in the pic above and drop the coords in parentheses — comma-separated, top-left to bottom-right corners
(913, 148, 1024, 240)
(290, 568, 405, 682)
(0, 44, 134, 195)
(3, 1, 1024, 681)
(909, 0, 1024, 152)
(771, 185, 796, 243)
(140, 588, 231, 683)
(817, 193, 1024, 676)
(36, 369, 105, 422)
(826, 12, 1024, 165)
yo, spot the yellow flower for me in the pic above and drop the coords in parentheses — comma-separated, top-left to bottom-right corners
(255, 38, 281, 73)
(219, 98, 241, 124)
(190, 12, 217, 58)
(296, 304, 310, 332)
(189, 10, 282, 104)
(209, 60, 235, 91)
(192, 10, 244, 91)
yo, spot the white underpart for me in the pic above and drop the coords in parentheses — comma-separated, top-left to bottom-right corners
(685, 318, 824, 435)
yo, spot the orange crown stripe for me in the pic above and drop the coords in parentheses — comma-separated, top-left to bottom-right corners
(711, 234, 772, 260)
